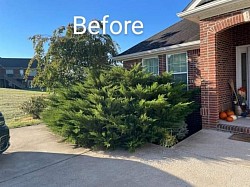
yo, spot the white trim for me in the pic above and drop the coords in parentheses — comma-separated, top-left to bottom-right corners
(178, 0, 237, 17)
(171, 72, 188, 75)
(236, 46, 248, 89)
(142, 57, 159, 75)
(236, 47, 244, 89)
(184, 0, 203, 12)
(248, 47, 250, 106)
(142, 56, 158, 60)
(178, 0, 249, 21)
(113, 41, 200, 61)
(236, 45, 250, 106)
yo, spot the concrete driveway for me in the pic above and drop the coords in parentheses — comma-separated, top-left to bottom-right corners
(0, 125, 249, 187)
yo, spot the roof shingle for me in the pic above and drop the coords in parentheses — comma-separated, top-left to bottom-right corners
(0, 58, 37, 68)
(118, 19, 200, 57)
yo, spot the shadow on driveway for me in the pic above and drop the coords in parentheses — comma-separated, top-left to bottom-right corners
(1, 125, 249, 187)
(0, 151, 192, 187)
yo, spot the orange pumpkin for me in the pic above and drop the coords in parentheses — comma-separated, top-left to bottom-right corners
(226, 116, 234, 122)
(226, 110, 234, 117)
(219, 112, 227, 120)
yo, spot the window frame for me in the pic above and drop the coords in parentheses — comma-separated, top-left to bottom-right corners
(142, 57, 159, 75)
(166, 52, 188, 85)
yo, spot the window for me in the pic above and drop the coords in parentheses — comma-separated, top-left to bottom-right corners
(142, 58, 159, 75)
(167, 53, 188, 84)
(29, 69, 37, 76)
(6, 69, 14, 75)
(20, 69, 24, 76)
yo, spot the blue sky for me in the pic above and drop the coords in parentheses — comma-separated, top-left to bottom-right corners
(0, 0, 190, 58)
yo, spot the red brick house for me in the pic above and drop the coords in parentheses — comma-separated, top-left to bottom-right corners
(114, 0, 250, 130)
(0, 58, 37, 89)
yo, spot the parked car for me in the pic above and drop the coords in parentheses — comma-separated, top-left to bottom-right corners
(0, 112, 10, 153)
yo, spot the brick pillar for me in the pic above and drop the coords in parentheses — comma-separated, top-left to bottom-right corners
(199, 10, 249, 128)
(158, 55, 166, 74)
(200, 24, 219, 128)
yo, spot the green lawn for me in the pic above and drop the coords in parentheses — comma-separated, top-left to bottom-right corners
(0, 88, 47, 128)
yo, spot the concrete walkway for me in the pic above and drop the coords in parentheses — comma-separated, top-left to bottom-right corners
(0, 125, 249, 187)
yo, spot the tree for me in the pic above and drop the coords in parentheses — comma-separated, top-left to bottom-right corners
(26, 23, 119, 90)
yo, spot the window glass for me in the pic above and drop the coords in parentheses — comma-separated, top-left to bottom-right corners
(20, 69, 24, 76)
(6, 69, 14, 75)
(167, 53, 187, 84)
(29, 69, 37, 76)
(173, 74, 187, 83)
(143, 58, 159, 75)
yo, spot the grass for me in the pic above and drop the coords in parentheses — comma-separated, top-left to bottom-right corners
(0, 88, 47, 128)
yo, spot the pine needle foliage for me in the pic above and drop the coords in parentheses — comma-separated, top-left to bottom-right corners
(42, 65, 195, 151)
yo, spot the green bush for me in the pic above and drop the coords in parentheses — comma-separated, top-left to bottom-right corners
(42, 65, 195, 151)
(21, 96, 47, 119)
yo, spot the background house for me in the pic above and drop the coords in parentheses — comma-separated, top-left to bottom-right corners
(0, 58, 37, 89)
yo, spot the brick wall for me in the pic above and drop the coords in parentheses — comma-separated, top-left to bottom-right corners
(0, 67, 5, 77)
(13, 69, 21, 77)
(158, 55, 166, 74)
(123, 59, 142, 70)
(216, 27, 235, 112)
(188, 49, 201, 89)
(0, 67, 26, 77)
(0, 67, 28, 88)
(200, 9, 250, 128)
(233, 23, 250, 46)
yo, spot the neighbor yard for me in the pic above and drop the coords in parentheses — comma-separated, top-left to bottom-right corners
(0, 88, 47, 128)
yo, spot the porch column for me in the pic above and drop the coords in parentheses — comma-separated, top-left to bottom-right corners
(200, 22, 219, 128)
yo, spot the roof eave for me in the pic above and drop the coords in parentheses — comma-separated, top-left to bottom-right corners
(113, 40, 200, 61)
(177, 0, 244, 21)
(183, 0, 203, 12)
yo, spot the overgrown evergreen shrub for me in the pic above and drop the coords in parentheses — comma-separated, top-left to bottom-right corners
(42, 65, 195, 151)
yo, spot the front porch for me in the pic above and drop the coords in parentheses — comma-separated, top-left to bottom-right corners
(199, 9, 250, 129)
(218, 118, 250, 135)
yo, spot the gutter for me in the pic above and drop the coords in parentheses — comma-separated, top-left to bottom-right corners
(113, 40, 200, 61)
